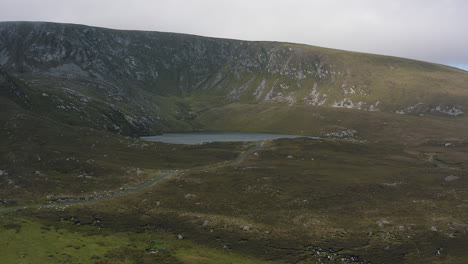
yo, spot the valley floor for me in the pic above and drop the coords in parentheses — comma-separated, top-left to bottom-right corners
(1, 136, 468, 264)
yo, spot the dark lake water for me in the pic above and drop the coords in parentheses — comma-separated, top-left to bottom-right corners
(141, 132, 312, 144)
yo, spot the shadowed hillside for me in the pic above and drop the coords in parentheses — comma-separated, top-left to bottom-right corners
(0, 21, 467, 136)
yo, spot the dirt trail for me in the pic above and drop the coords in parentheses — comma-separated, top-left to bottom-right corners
(0, 141, 264, 215)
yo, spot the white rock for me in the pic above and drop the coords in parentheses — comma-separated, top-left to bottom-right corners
(444, 175, 459, 181)
(381, 182, 401, 187)
(432, 105, 464, 116)
(377, 219, 391, 227)
(326, 129, 357, 138)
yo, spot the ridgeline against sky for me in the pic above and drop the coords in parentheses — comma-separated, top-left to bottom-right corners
(0, 0, 467, 70)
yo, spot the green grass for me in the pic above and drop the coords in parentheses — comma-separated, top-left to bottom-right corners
(194, 103, 468, 144)
(15, 137, 467, 263)
(0, 216, 278, 264)
(0, 218, 135, 264)
(173, 246, 275, 264)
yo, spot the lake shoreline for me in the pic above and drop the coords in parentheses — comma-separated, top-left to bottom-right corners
(141, 131, 316, 145)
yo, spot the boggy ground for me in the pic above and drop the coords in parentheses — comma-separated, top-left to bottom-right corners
(0, 97, 243, 205)
(3, 137, 467, 264)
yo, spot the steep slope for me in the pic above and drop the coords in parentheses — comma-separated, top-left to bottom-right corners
(0, 70, 242, 204)
(0, 21, 467, 136)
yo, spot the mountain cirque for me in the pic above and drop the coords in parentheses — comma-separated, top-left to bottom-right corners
(0, 21, 467, 136)
(1, 22, 468, 264)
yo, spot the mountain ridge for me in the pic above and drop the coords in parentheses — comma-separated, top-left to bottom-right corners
(1, 21, 467, 136)
(3, 20, 466, 70)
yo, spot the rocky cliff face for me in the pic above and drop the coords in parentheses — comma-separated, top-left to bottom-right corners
(1, 22, 467, 135)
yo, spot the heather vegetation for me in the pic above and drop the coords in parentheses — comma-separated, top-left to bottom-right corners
(1, 22, 468, 263)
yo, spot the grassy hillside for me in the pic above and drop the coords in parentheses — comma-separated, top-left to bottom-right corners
(0, 22, 467, 136)
(195, 103, 468, 144)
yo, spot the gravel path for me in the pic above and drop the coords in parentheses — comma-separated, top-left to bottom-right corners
(0, 141, 264, 215)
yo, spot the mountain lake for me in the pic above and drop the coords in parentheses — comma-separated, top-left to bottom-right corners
(141, 132, 315, 144)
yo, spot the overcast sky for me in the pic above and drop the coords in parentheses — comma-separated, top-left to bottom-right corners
(1, 0, 467, 70)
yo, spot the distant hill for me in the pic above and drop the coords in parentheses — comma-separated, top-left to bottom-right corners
(1, 21, 467, 136)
